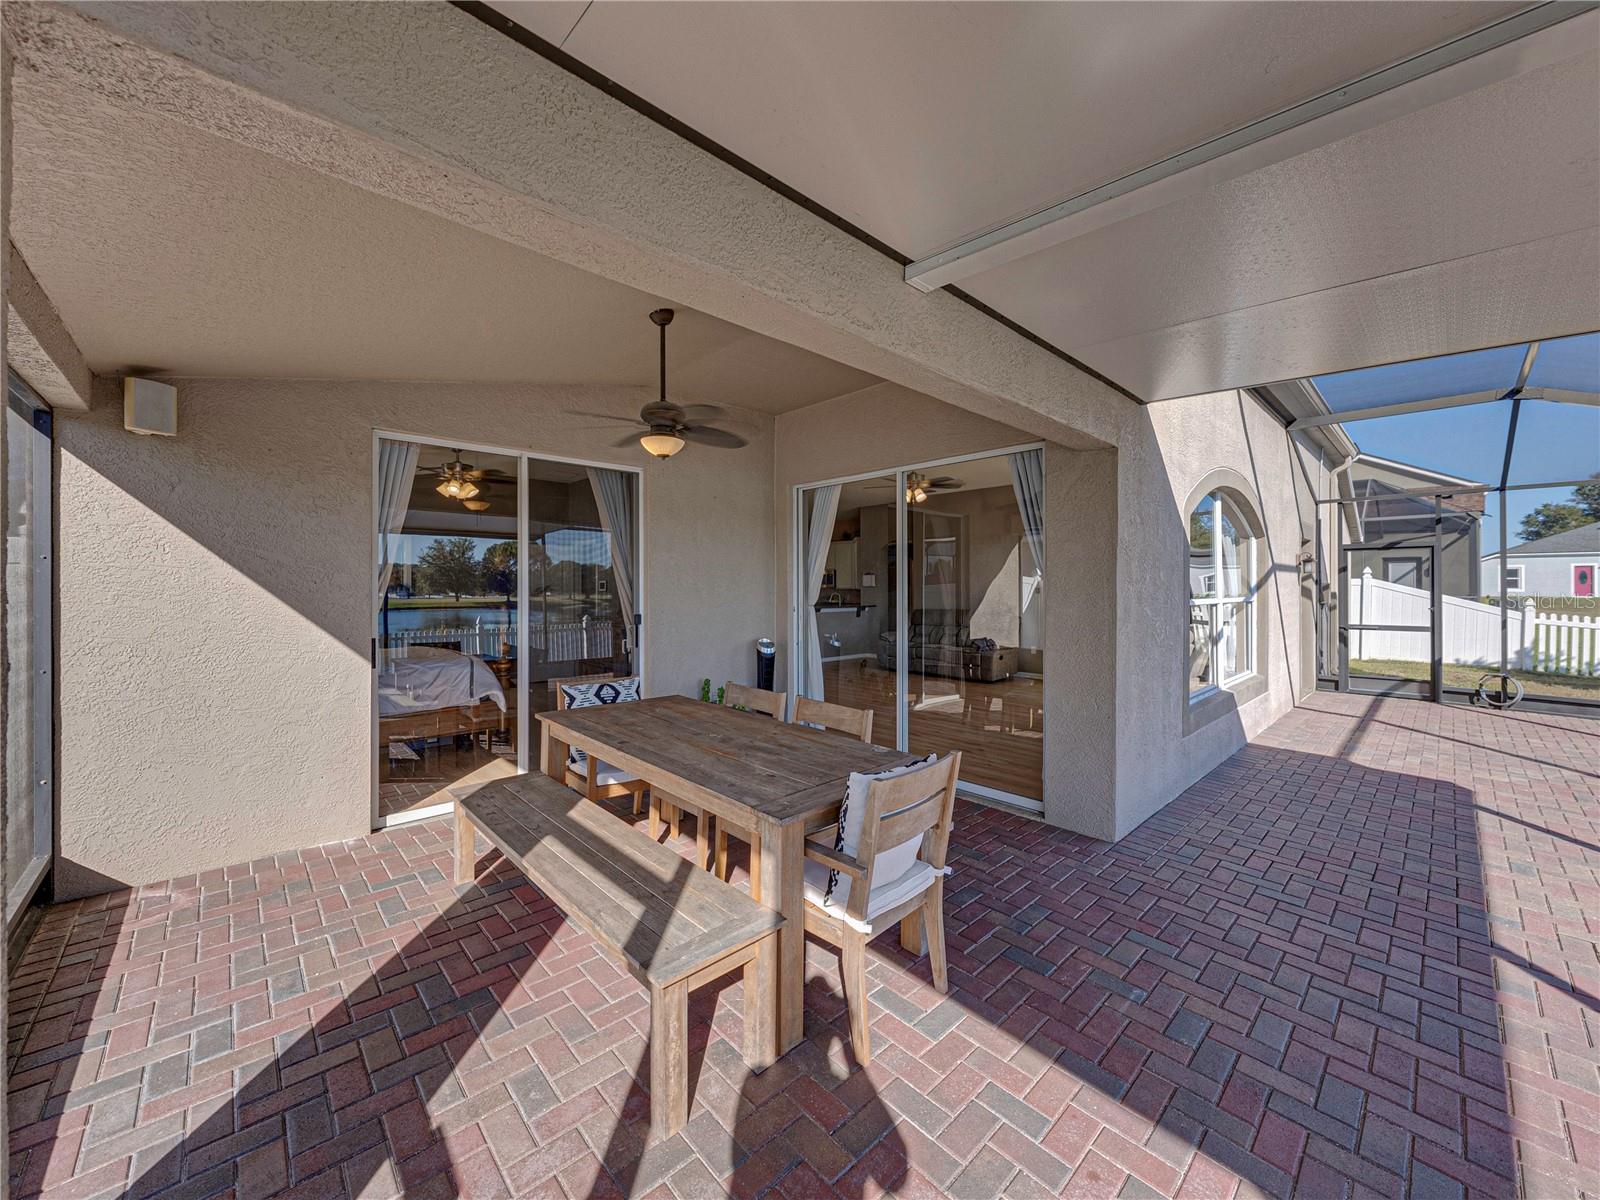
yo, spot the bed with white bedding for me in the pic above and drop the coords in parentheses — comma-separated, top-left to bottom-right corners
(378, 646, 506, 718)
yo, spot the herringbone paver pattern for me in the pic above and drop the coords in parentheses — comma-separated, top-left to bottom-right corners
(7, 694, 1597, 1198)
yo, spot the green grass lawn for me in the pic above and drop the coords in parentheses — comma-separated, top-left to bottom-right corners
(1350, 658, 1600, 700)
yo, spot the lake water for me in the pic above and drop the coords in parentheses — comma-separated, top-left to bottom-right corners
(380, 605, 517, 632)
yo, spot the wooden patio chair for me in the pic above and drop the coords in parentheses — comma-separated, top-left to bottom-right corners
(553, 674, 650, 817)
(802, 752, 961, 1062)
(706, 683, 789, 884)
(792, 695, 874, 743)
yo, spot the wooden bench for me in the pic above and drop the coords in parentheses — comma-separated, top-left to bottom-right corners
(453, 773, 782, 1140)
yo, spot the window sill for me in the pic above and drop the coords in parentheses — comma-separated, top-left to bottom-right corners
(1185, 671, 1267, 735)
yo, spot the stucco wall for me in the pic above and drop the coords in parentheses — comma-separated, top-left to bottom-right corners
(1115, 389, 1309, 837)
(54, 378, 775, 897)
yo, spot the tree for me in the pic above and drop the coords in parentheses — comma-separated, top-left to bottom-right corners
(480, 541, 518, 605)
(1518, 503, 1589, 544)
(1574, 473, 1600, 522)
(416, 538, 480, 600)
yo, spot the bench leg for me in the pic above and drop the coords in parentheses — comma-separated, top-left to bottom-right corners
(714, 825, 729, 881)
(454, 806, 475, 886)
(743, 937, 778, 1073)
(649, 981, 689, 1142)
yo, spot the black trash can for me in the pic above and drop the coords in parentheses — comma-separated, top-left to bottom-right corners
(755, 637, 776, 691)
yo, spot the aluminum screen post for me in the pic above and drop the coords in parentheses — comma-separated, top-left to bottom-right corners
(1431, 498, 1444, 704)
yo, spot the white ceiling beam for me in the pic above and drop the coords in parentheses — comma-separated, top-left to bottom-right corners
(904, 3, 1599, 293)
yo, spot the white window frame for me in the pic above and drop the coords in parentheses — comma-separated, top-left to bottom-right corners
(1502, 564, 1525, 593)
(1189, 491, 1258, 701)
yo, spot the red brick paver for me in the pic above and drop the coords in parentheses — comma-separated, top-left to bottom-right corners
(7, 694, 1597, 1198)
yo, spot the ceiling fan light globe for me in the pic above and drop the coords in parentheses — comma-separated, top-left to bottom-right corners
(461, 499, 491, 512)
(640, 432, 686, 459)
(459, 480, 480, 500)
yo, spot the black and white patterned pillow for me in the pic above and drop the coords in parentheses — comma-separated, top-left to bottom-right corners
(560, 677, 641, 767)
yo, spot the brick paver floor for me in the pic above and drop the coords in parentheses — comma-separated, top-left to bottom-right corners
(7, 693, 1598, 1199)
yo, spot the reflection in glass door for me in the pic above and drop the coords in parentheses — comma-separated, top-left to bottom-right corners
(374, 439, 643, 826)
(376, 442, 522, 822)
(796, 447, 1045, 811)
(797, 474, 900, 751)
(5, 374, 53, 924)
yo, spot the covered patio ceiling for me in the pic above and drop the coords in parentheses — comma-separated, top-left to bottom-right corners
(482, 0, 1600, 401)
(7, 63, 881, 414)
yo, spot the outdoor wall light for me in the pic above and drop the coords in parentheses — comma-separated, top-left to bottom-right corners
(640, 431, 686, 459)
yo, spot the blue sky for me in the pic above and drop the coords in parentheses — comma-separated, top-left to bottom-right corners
(1313, 332, 1600, 549)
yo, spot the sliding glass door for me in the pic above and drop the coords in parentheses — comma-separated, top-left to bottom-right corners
(6, 374, 53, 923)
(796, 474, 901, 751)
(796, 447, 1046, 811)
(373, 436, 640, 826)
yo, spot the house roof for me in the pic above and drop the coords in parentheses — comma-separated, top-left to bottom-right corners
(1494, 521, 1600, 557)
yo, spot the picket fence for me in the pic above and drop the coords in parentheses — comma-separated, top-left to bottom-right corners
(1349, 569, 1600, 675)
(383, 617, 619, 663)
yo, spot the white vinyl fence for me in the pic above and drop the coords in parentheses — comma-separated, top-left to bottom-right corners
(384, 617, 620, 663)
(1349, 569, 1600, 675)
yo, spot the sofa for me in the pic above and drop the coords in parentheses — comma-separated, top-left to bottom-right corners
(875, 608, 1017, 683)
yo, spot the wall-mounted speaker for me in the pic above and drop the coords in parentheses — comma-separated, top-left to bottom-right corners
(124, 377, 178, 437)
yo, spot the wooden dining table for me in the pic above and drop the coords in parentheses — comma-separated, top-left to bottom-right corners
(537, 693, 921, 1055)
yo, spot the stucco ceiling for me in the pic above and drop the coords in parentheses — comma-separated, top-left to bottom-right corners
(9, 75, 880, 413)
(489, 1, 1600, 400)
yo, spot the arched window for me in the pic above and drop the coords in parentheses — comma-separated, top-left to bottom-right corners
(1188, 490, 1257, 696)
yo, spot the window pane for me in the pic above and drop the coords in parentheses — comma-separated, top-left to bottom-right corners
(1217, 497, 1248, 600)
(1189, 496, 1216, 600)
(1219, 601, 1251, 681)
(1189, 604, 1215, 693)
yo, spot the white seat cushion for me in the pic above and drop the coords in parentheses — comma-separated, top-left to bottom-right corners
(568, 753, 637, 787)
(803, 859, 943, 935)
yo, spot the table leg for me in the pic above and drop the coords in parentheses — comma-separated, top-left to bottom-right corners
(758, 823, 806, 1055)
(539, 722, 567, 782)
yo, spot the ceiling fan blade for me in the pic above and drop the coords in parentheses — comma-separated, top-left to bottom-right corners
(570, 410, 640, 425)
(613, 433, 642, 449)
(680, 426, 748, 449)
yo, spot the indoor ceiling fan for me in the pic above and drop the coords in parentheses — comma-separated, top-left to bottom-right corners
(581, 309, 749, 458)
(867, 471, 963, 504)
(433, 450, 510, 512)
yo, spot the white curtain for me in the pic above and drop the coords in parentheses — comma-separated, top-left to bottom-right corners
(1009, 449, 1045, 607)
(800, 484, 842, 701)
(587, 468, 639, 656)
(374, 439, 420, 612)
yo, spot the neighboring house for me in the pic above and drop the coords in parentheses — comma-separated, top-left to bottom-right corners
(1482, 522, 1600, 596)
(1345, 454, 1484, 598)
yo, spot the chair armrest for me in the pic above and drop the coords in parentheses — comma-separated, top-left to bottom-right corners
(803, 842, 866, 879)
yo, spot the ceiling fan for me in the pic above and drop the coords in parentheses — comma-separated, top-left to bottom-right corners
(581, 309, 749, 458)
(867, 471, 963, 504)
(434, 450, 487, 501)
